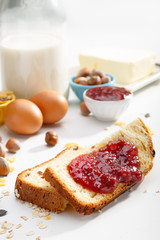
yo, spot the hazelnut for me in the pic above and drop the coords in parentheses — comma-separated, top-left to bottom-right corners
(77, 68, 91, 77)
(0, 143, 5, 158)
(87, 75, 102, 85)
(6, 138, 21, 153)
(74, 77, 88, 85)
(45, 131, 58, 146)
(91, 69, 105, 78)
(101, 76, 111, 84)
(78, 79, 88, 85)
(80, 102, 90, 116)
(74, 78, 80, 84)
(0, 157, 10, 176)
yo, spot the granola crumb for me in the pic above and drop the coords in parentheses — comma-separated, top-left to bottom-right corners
(15, 224, 22, 229)
(20, 216, 28, 221)
(7, 157, 16, 163)
(9, 166, 14, 173)
(45, 215, 51, 220)
(104, 127, 109, 130)
(36, 237, 41, 240)
(114, 198, 117, 203)
(65, 142, 79, 148)
(156, 190, 160, 193)
(114, 121, 126, 127)
(129, 187, 133, 192)
(0, 178, 6, 186)
(144, 189, 148, 193)
(146, 126, 154, 135)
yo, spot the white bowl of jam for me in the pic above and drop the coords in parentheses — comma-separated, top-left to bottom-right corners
(83, 86, 133, 121)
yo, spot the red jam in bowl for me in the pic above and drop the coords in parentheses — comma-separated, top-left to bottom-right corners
(86, 86, 131, 101)
(68, 140, 142, 193)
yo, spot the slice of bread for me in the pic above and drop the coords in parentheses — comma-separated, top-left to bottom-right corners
(44, 118, 155, 215)
(15, 157, 69, 213)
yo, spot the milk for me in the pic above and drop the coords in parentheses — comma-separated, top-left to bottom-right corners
(0, 34, 69, 98)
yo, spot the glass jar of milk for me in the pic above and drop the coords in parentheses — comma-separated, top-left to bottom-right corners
(0, 0, 69, 99)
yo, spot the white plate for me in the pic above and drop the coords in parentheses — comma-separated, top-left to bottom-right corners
(70, 64, 160, 92)
(0, 67, 160, 240)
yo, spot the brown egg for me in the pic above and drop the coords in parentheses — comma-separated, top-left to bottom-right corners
(4, 99, 43, 134)
(30, 90, 68, 124)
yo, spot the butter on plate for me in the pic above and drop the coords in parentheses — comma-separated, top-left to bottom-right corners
(79, 47, 156, 85)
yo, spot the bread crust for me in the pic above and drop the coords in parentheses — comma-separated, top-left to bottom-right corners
(44, 167, 136, 214)
(44, 118, 154, 215)
(136, 118, 154, 174)
(15, 177, 67, 213)
(15, 154, 68, 213)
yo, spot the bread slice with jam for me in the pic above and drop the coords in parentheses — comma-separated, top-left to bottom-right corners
(44, 118, 155, 215)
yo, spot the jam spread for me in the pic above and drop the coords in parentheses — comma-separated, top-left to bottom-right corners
(86, 86, 131, 101)
(68, 140, 142, 193)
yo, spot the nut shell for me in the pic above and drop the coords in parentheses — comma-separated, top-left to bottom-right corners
(0, 143, 5, 158)
(91, 69, 105, 78)
(80, 102, 90, 116)
(88, 76, 102, 85)
(77, 68, 91, 77)
(45, 131, 58, 146)
(6, 138, 21, 153)
(101, 76, 111, 84)
(0, 157, 10, 176)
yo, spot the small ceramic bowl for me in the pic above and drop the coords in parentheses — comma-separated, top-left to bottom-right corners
(70, 73, 115, 102)
(83, 86, 133, 122)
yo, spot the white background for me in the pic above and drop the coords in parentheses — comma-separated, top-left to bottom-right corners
(0, 1, 160, 240)
(63, 0, 160, 66)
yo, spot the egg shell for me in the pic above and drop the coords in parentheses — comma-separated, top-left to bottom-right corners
(4, 99, 43, 134)
(30, 90, 68, 124)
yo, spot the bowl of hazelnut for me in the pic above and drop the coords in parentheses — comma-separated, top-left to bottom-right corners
(70, 68, 115, 101)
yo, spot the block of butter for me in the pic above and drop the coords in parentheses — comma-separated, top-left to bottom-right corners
(79, 47, 156, 85)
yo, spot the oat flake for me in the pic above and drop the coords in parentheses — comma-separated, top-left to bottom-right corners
(1, 222, 13, 230)
(0, 229, 6, 234)
(26, 202, 33, 208)
(26, 231, 35, 236)
(20, 216, 28, 221)
(38, 223, 47, 229)
(6, 231, 14, 239)
(15, 224, 22, 229)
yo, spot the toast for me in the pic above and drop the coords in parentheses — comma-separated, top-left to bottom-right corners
(44, 118, 154, 215)
(15, 157, 69, 213)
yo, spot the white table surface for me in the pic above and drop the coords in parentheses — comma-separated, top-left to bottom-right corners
(0, 1, 160, 239)
(0, 74, 160, 240)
